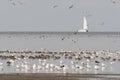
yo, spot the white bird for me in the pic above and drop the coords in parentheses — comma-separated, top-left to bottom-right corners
(71, 61, 75, 65)
(50, 64, 54, 68)
(54, 65, 61, 71)
(0, 62, 3, 70)
(37, 65, 42, 70)
(60, 60, 64, 64)
(86, 64, 91, 69)
(32, 64, 37, 70)
(16, 65, 20, 69)
(94, 65, 100, 70)
(101, 63, 106, 67)
(79, 65, 84, 70)
(62, 65, 69, 73)
(45, 64, 50, 69)
(0, 62, 3, 65)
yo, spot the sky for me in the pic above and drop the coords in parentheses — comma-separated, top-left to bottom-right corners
(0, 0, 120, 32)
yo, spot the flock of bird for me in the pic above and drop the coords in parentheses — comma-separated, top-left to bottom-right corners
(110, 0, 120, 4)
(8, 0, 23, 6)
(7, 0, 120, 8)
(0, 49, 120, 73)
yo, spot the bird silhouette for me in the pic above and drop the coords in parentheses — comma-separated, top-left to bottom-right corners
(8, 0, 24, 6)
(68, 5, 74, 9)
(53, 5, 58, 8)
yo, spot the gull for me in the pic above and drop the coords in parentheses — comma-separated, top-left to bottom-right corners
(68, 5, 74, 9)
(7, 60, 15, 66)
(17, 1, 23, 5)
(94, 64, 100, 70)
(8, 0, 24, 6)
(111, 0, 116, 4)
(53, 5, 58, 8)
(8, 0, 16, 6)
(101, 63, 106, 67)
(32, 64, 37, 70)
(11, 2, 16, 6)
(0, 62, 3, 66)
(8, 0, 13, 2)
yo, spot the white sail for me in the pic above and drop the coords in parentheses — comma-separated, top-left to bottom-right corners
(78, 16, 88, 32)
(83, 17, 88, 30)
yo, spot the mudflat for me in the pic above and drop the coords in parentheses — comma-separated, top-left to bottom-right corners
(0, 73, 120, 80)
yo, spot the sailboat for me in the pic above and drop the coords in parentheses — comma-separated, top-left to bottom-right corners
(78, 16, 88, 32)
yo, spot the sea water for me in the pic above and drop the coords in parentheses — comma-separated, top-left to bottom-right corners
(0, 32, 120, 74)
(0, 32, 120, 51)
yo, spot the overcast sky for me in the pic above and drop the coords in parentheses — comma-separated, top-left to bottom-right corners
(0, 0, 120, 31)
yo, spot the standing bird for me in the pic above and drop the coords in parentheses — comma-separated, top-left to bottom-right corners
(95, 61, 100, 64)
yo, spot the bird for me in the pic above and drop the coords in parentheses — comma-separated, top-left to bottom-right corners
(53, 5, 58, 8)
(95, 61, 100, 64)
(111, 0, 116, 4)
(94, 65, 100, 70)
(8, 0, 13, 2)
(8, 0, 24, 6)
(0, 62, 3, 66)
(17, 1, 23, 5)
(68, 5, 74, 9)
(10, 2, 16, 6)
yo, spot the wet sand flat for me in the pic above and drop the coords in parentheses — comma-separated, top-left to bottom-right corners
(0, 73, 120, 80)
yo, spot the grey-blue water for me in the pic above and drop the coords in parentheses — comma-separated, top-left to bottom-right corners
(0, 32, 120, 51)
(0, 32, 120, 74)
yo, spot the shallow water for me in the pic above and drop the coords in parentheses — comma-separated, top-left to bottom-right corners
(0, 32, 120, 74)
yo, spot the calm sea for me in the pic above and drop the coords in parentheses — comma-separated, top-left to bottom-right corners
(0, 32, 120, 51)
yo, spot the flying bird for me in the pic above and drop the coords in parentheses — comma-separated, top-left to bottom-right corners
(8, 0, 24, 6)
(17, 1, 23, 5)
(68, 5, 74, 9)
(10, 2, 16, 6)
(53, 5, 58, 8)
